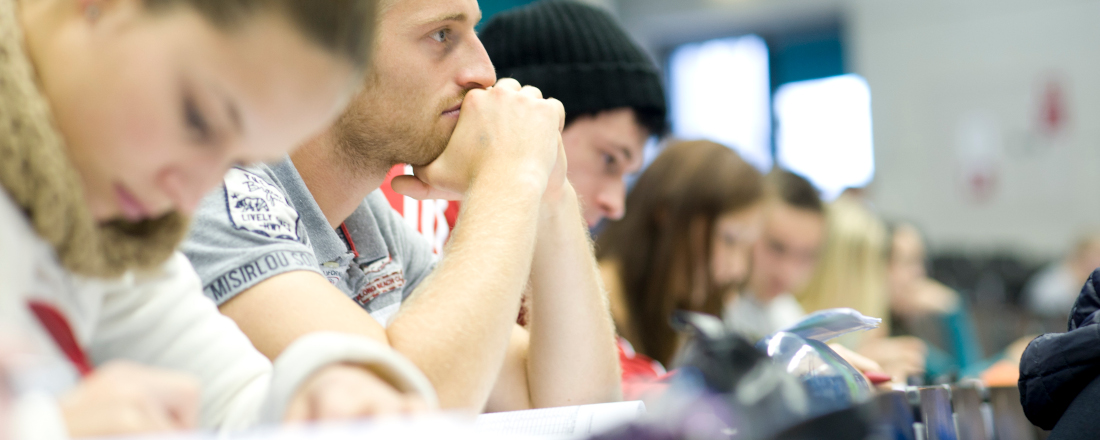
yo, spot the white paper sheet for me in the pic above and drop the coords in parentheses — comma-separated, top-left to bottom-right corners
(474, 400, 647, 438)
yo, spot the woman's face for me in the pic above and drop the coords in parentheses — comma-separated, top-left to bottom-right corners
(34, 0, 357, 221)
(710, 204, 764, 290)
(888, 226, 927, 297)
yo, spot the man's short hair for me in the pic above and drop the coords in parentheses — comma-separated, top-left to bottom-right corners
(765, 169, 823, 213)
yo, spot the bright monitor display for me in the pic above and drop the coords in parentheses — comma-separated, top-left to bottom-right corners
(669, 35, 772, 172)
(775, 74, 874, 200)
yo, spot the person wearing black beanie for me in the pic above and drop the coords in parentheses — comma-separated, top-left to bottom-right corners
(480, 0, 668, 227)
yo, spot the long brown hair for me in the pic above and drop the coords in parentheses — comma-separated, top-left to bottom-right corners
(597, 140, 763, 365)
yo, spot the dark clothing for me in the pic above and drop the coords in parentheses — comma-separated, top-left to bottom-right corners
(480, 0, 667, 135)
(1018, 268, 1100, 430)
(1048, 373, 1100, 440)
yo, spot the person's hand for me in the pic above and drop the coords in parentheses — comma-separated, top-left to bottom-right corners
(539, 140, 569, 206)
(892, 279, 958, 318)
(829, 344, 893, 387)
(60, 361, 200, 438)
(391, 78, 565, 201)
(857, 336, 927, 382)
(830, 344, 885, 375)
(284, 363, 428, 422)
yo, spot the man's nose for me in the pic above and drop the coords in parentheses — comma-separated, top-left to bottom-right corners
(596, 180, 627, 222)
(458, 34, 497, 89)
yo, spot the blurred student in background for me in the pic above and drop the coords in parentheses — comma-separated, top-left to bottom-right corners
(1024, 232, 1100, 326)
(596, 140, 765, 398)
(887, 223, 987, 378)
(888, 224, 958, 319)
(725, 170, 825, 340)
(1, 0, 436, 438)
(799, 197, 926, 380)
(597, 143, 886, 400)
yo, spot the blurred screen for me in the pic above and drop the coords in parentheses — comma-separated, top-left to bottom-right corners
(775, 74, 874, 200)
(669, 35, 772, 172)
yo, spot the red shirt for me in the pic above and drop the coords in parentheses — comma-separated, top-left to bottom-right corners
(381, 164, 460, 255)
(618, 337, 673, 401)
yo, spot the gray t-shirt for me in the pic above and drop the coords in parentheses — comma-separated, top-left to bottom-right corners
(181, 158, 437, 327)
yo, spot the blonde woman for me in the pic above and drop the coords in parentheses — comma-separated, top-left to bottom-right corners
(797, 196, 926, 380)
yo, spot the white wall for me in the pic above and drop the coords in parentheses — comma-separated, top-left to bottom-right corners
(617, 0, 1100, 260)
(851, 0, 1100, 259)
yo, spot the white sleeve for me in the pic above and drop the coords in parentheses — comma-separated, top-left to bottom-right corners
(86, 252, 437, 432)
(9, 391, 67, 440)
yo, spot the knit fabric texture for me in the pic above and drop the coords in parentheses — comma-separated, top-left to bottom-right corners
(0, 0, 187, 278)
(480, 0, 667, 134)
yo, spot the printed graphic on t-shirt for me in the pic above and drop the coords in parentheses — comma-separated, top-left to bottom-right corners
(321, 262, 344, 286)
(224, 168, 301, 241)
(353, 256, 406, 307)
(204, 250, 315, 301)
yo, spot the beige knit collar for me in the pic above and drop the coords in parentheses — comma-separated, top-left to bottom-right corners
(0, 0, 188, 278)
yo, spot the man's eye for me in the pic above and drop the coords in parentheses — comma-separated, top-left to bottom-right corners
(431, 29, 450, 43)
(184, 97, 211, 143)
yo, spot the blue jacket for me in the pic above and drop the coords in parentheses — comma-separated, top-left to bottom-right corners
(1019, 268, 1100, 430)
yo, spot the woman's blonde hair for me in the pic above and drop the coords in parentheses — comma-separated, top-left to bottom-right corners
(797, 195, 890, 339)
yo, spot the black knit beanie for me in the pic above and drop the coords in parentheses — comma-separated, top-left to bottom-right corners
(480, 0, 668, 136)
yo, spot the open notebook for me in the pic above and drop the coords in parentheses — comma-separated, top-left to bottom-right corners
(475, 400, 647, 438)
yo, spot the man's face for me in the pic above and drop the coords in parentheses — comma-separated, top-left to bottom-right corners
(334, 0, 494, 168)
(561, 108, 648, 227)
(748, 201, 826, 302)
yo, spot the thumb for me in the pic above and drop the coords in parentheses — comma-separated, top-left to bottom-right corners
(390, 175, 434, 200)
(391, 174, 464, 201)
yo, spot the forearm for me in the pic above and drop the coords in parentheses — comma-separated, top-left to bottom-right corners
(220, 271, 391, 360)
(386, 176, 543, 409)
(526, 185, 622, 407)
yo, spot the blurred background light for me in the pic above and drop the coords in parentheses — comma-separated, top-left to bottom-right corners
(669, 35, 773, 172)
(775, 74, 874, 201)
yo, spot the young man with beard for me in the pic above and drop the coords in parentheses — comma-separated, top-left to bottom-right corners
(382, 0, 666, 252)
(182, 0, 620, 412)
